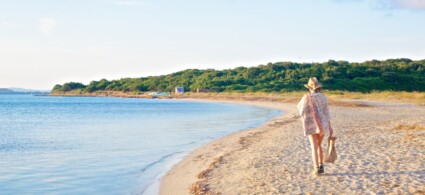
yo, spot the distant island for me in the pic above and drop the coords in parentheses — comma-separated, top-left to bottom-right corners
(51, 58, 425, 94)
(0, 88, 14, 93)
(0, 88, 50, 94)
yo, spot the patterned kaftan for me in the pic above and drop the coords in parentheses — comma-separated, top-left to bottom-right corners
(297, 92, 331, 136)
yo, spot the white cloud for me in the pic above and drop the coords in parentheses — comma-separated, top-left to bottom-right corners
(38, 17, 57, 36)
(374, 0, 425, 11)
(1, 21, 20, 28)
(1, 22, 11, 26)
(395, 0, 425, 10)
(335, 0, 425, 11)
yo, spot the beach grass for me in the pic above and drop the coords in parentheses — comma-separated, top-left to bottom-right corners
(180, 91, 425, 106)
(326, 91, 425, 106)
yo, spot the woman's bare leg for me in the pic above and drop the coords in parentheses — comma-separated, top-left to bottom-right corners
(317, 133, 325, 164)
(308, 134, 319, 168)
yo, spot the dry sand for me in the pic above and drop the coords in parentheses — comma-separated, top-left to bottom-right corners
(160, 98, 425, 195)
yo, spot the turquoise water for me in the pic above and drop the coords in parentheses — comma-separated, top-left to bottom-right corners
(0, 94, 280, 194)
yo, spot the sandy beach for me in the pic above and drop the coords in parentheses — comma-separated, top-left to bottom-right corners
(160, 98, 425, 194)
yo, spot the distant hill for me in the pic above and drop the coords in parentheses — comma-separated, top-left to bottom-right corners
(0, 88, 50, 94)
(0, 88, 14, 93)
(7, 88, 50, 93)
(52, 58, 425, 93)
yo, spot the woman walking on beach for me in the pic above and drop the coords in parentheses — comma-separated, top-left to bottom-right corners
(297, 77, 333, 175)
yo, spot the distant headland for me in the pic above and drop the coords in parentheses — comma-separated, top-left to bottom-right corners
(0, 88, 50, 94)
(51, 58, 425, 95)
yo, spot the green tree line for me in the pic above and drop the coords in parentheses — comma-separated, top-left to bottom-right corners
(52, 58, 425, 93)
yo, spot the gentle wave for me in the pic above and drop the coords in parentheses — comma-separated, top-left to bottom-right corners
(140, 151, 185, 174)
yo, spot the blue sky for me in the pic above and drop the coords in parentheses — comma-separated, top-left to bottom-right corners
(1, 0, 424, 89)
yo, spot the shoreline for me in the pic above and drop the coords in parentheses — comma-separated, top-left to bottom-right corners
(48, 93, 292, 194)
(142, 98, 284, 194)
(47, 93, 425, 194)
(159, 98, 299, 194)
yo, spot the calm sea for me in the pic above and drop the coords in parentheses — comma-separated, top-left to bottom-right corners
(0, 94, 280, 194)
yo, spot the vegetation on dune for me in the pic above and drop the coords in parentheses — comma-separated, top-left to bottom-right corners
(52, 58, 425, 93)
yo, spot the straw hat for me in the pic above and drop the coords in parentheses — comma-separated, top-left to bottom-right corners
(304, 77, 323, 90)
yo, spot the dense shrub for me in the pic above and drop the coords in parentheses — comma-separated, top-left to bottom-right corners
(52, 58, 425, 93)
